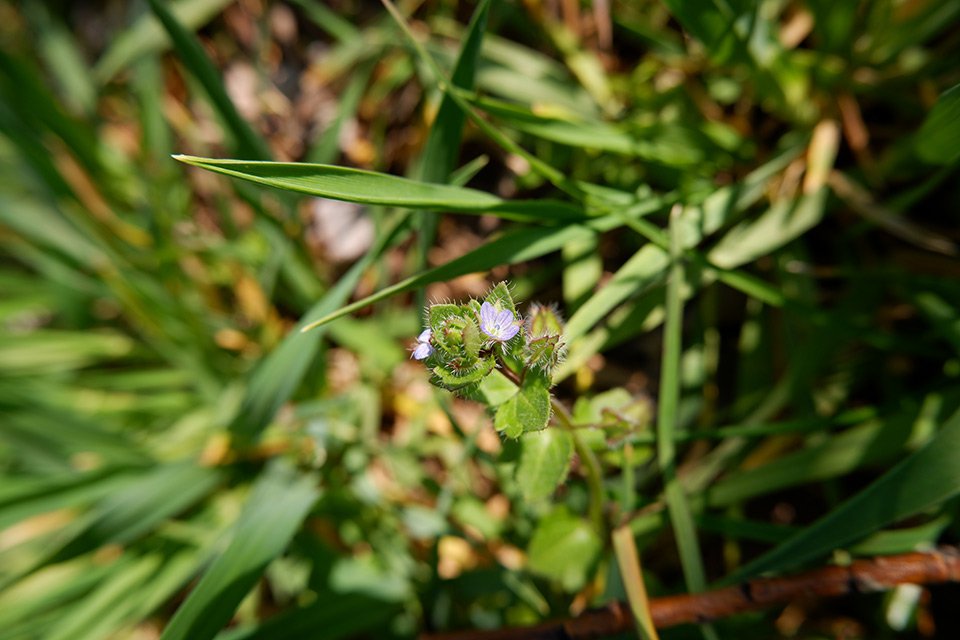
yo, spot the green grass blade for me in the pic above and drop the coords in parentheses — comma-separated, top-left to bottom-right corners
(916, 82, 960, 165)
(160, 463, 319, 640)
(708, 188, 830, 269)
(228, 217, 406, 440)
(173, 155, 583, 222)
(658, 206, 708, 595)
(94, 0, 234, 83)
(0, 469, 136, 532)
(217, 594, 398, 640)
(299, 205, 666, 332)
(23, 2, 96, 115)
(286, 0, 361, 43)
(44, 554, 162, 640)
(0, 49, 105, 180)
(705, 409, 917, 509)
(379, 0, 585, 199)
(417, 0, 489, 184)
(414, 0, 490, 301)
(563, 143, 804, 343)
(724, 404, 960, 583)
(146, 0, 271, 160)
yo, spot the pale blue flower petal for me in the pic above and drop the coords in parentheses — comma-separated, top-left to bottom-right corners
(412, 328, 434, 359)
(480, 302, 520, 342)
(412, 342, 433, 360)
(499, 321, 520, 341)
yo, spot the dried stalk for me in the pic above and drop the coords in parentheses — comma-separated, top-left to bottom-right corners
(422, 547, 960, 640)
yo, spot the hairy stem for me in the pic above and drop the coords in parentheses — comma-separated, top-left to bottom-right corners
(551, 397, 606, 536)
(498, 360, 606, 535)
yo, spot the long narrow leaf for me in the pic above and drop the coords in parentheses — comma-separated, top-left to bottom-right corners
(173, 156, 583, 222)
(415, 0, 490, 297)
(301, 198, 666, 332)
(724, 405, 960, 583)
(160, 463, 319, 640)
(146, 0, 270, 159)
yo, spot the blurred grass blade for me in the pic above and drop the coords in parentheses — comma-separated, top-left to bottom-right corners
(564, 143, 803, 343)
(612, 526, 660, 640)
(95, 0, 235, 83)
(0, 49, 105, 180)
(43, 554, 162, 640)
(915, 82, 960, 164)
(301, 199, 666, 332)
(1, 463, 220, 591)
(0, 469, 136, 531)
(658, 206, 708, 596)
(415, 0, 490, 295)
(217, 594, 398, 640)
(160, 463, 319, 640)
(706, 407, 917, 509)
(724, 405, 960, 583)
(287, 0, 360, 43)
(708, 188, 829, 269)
(146, 0, 270, 160)
(474, 95, 635, 153)
(22, 2, 96, 115)
(380, 0, 584, 199)
(418, 0, 489, 184)
(228, 216, 406, 440)
(174, 155, 583, 222)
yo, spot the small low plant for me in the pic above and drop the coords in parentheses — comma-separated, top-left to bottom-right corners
(412, 282, 564, 438)
(3, 0, 960, 639)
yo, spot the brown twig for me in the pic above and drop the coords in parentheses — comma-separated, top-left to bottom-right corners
(422, 547, 960, 640)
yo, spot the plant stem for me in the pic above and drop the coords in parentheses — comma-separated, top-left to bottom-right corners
(499, 359, 606, 535)
(551, 397, 606, 536)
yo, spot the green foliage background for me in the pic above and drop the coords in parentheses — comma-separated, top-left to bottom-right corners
(1, 1, 959, 638)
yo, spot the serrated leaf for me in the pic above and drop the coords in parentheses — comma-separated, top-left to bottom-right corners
(494, 371, 551, 438)
(428, 303, 462, 329)
(484, 281, 517, 314)
(462, 316, 481, 359)
(527, 508, 602, 591)
(431, 357, 495, 391)
(516, 429, 574, 502)
(474, 370, 518, 407)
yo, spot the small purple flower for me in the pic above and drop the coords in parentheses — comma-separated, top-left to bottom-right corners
(411, 328, 434, 360)
(479, 302, 520, 342)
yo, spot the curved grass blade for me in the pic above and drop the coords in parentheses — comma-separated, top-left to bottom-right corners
(146, 0, 270, 160)
(228, 216, 406, 440)
(217, 594, 398, 640)
(160, 463, 319, 640)
(916, 82, 960, 165)
(173, 156, 583, 222)
(94, 0, 234, 83)
(415, 0, 490, 302)
(723, 405, 960, 584)
(658, 207, 710, 601)
(300, 199, 666, 333)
